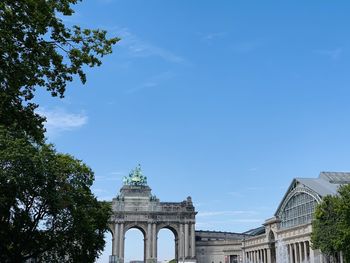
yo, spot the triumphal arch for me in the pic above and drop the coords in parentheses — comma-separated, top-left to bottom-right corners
(109, 166, 197, 263)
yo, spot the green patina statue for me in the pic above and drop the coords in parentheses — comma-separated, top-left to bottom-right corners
(123, 164, 147, 186)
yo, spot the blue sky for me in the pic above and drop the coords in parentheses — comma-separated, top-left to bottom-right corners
(35, 1, 350, 262)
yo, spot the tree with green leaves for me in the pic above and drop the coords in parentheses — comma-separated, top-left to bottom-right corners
(312, 184, 350, 263)
(0, 127, 111, 262)
(0, 0, 119, 142)
(0, 0, 118, 262)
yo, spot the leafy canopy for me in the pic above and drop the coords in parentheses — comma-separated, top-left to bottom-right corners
(312, 184, 350, 263)
(0, 0, 118, 262)
(0, 0, 119, 141)
(0, 127, 112, 262)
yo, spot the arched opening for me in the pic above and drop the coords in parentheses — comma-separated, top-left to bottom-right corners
(158, 227, 178, 262)
(125, 227, 145, 263)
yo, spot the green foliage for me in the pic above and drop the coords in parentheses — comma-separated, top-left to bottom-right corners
(312, 185, 350, 263)
(0, 1, 117, 261)
(0, 0, 119, 141)
(0, 126, 112, 262)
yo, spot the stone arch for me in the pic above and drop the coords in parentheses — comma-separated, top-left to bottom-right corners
(124, 223, 147, 235)
(124, 226, 147, 263)
(157, 224, 180, 261)
(109, 184, 197, 263)
(156, 223, 180, 237)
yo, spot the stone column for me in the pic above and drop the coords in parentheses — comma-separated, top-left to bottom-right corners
(262, 249, 265, 263)
(309, 246, 314, 263)
(146, 223, 152, 259)
(184, 223, 189, 258)
(288, 244, 293, 263)
(119, 223, 124, 260)
(298, 242, 303, 263)
(113, 223, 119, 257)
(304, 241, 309, 261)
(190, 223, 196, 258)
(267, 248, 271, 263)
(293, 243, 298, 263)
(179, 224, 184, 260)
(265, 249, 268, 263)
(152, 223, 157, 259)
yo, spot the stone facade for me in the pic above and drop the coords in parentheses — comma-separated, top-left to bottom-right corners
(109, 184, 196, 263)
(195, 172, 349, 263)
(196, 231, 245, 263)
(109, 171, 349, 263)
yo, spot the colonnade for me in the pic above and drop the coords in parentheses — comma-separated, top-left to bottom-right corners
(246, 248, 271, 263)
(245, 241, 312, 263)
(110, 222, 196, 263)
(287, 241, 312, 263)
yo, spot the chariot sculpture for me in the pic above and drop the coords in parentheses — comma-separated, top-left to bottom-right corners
(122, 164, 147, 186)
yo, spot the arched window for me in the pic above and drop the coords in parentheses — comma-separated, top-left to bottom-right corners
(280, 192, 317, 229)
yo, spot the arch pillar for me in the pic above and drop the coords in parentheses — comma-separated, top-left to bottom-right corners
(184, 223, 189, 258)
(190, 223, 196, 258)
(110, 222, 125, 263)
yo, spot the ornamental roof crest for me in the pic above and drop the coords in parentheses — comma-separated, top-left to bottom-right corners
(123, 164, 147, 186)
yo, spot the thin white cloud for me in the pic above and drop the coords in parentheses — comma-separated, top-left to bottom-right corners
(197, 210, 257, 217)
(199, 32, 227, 42)
(231, 41, 262, 53)
(37, 107, 88, 136)
(246, 186, 263, 191)
(313, 48, 342, 60)
(196, 218, 264, 229)
(111, 27, 186, 63)
(95, 175, 122, 182)
(227, 191, 244, 197)
(126, 71, 175, 94)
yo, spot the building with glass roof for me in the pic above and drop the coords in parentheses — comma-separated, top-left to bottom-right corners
(196, 172, 350, 263)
